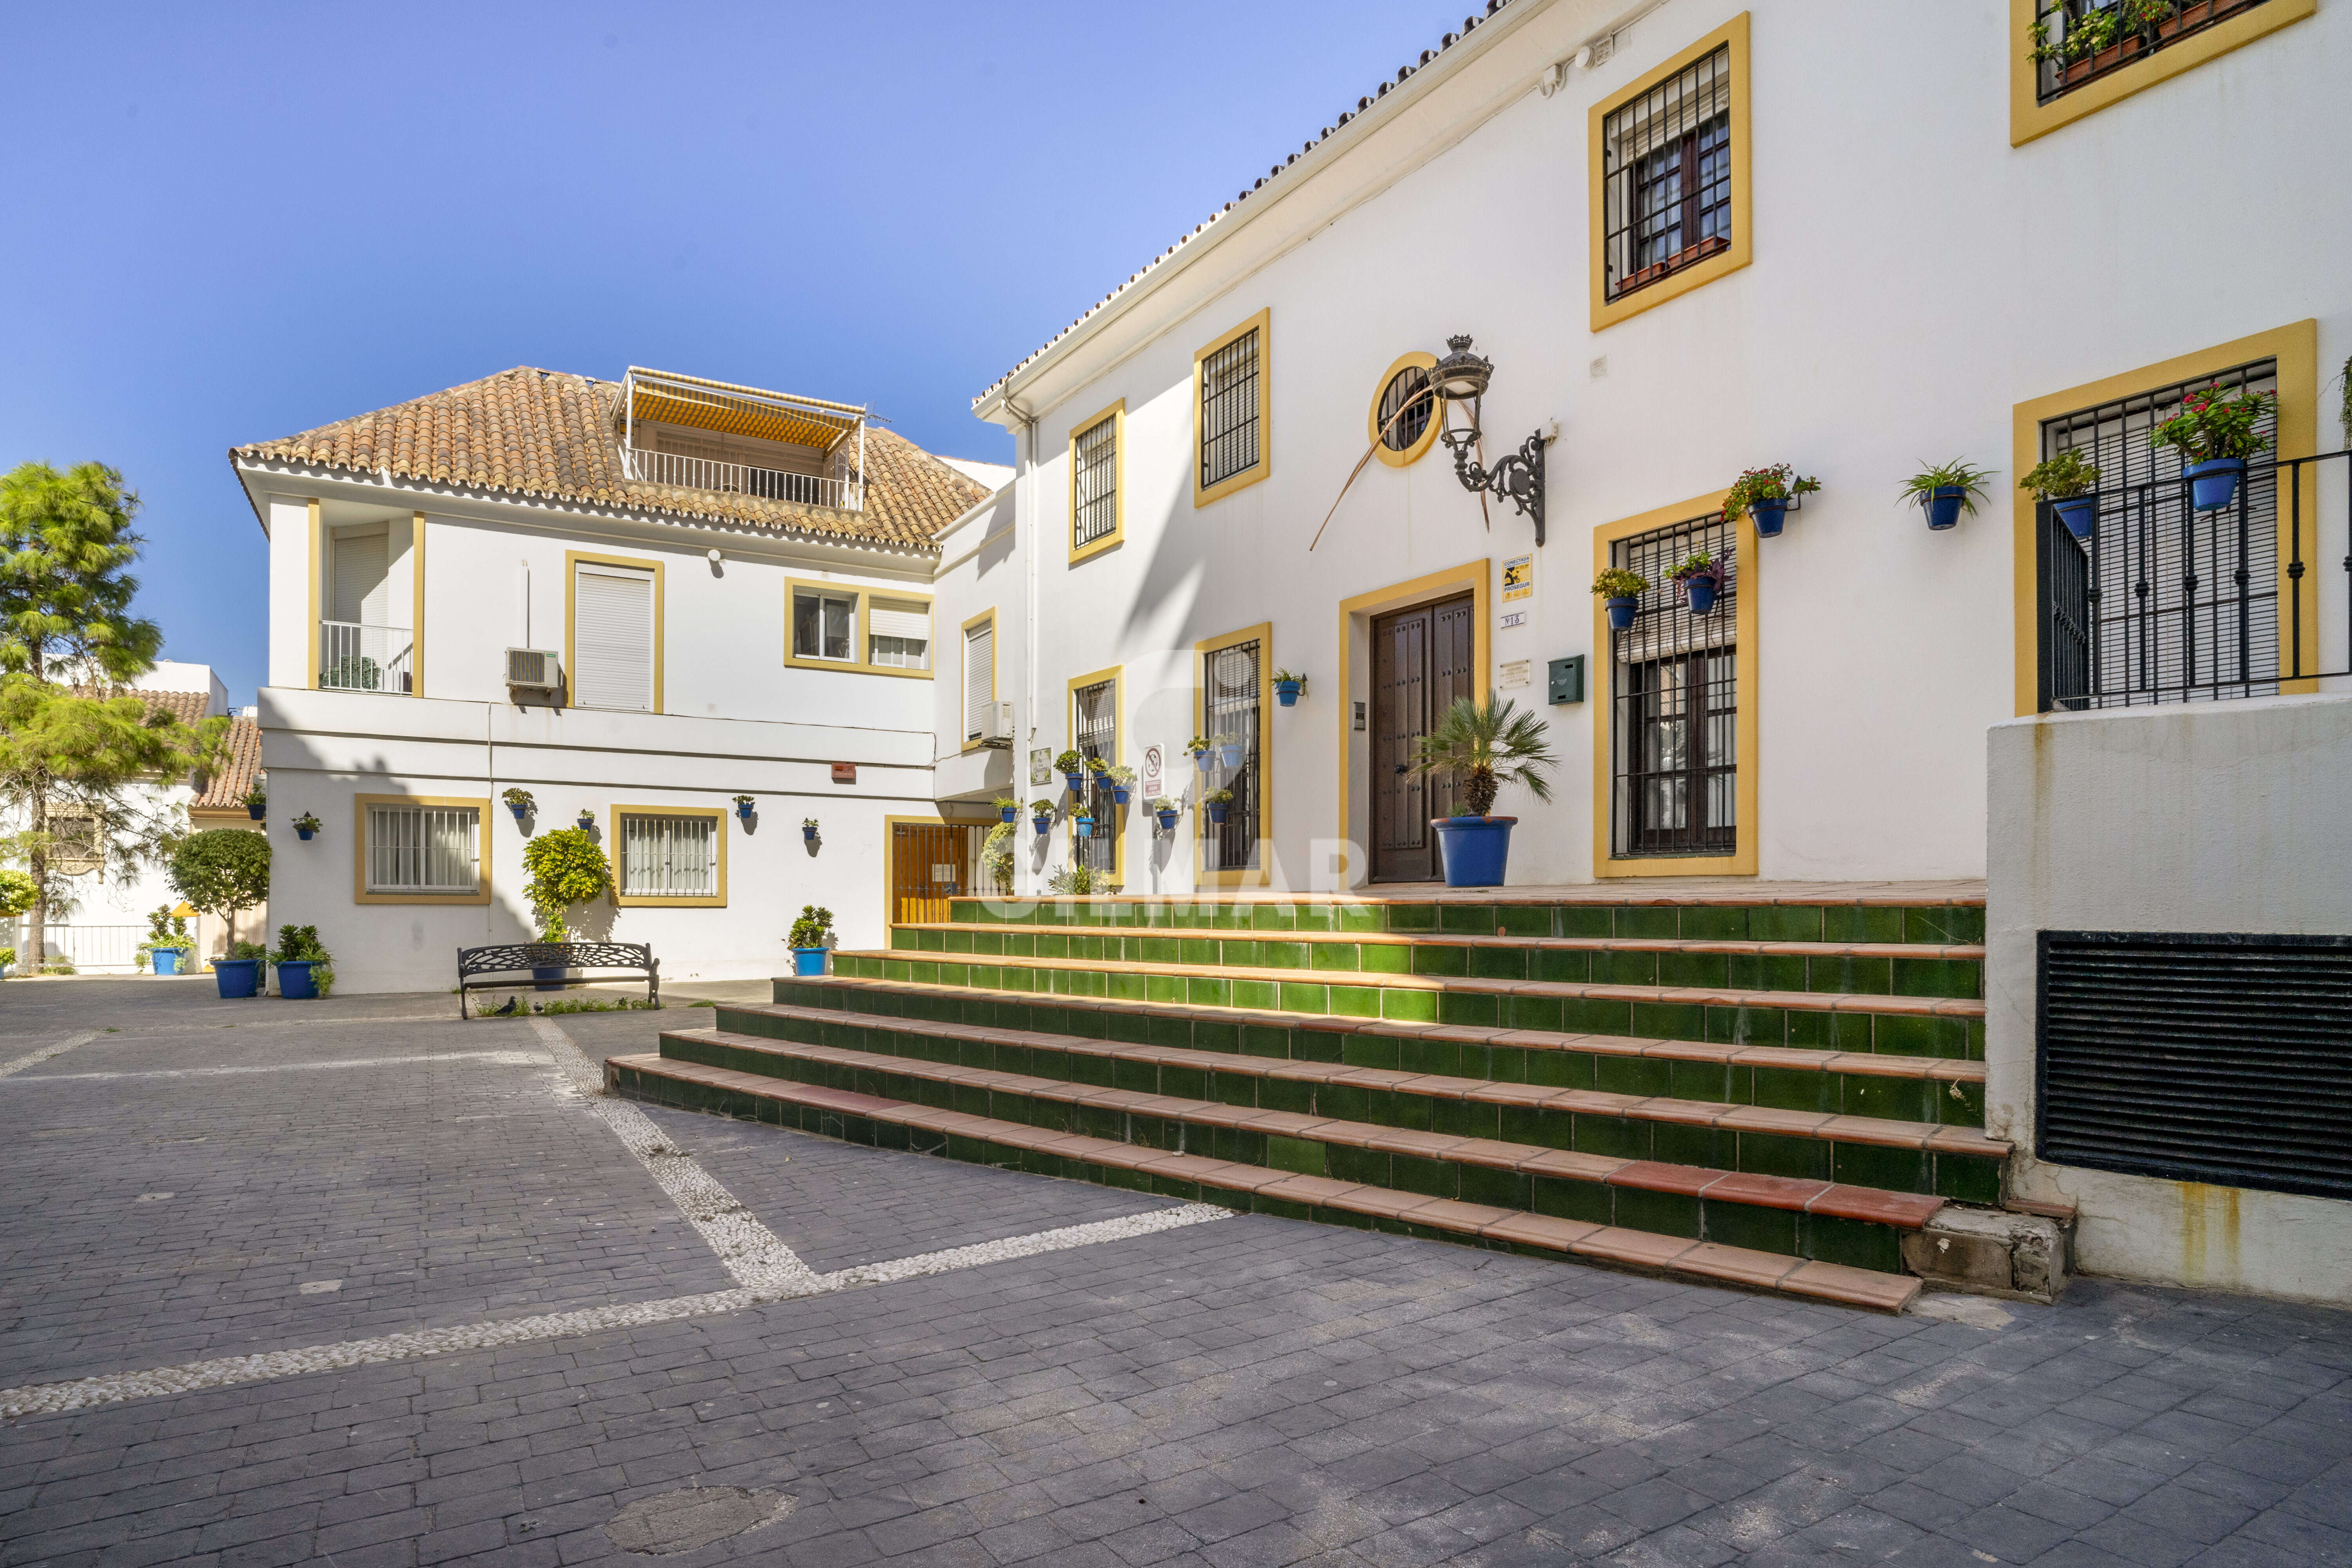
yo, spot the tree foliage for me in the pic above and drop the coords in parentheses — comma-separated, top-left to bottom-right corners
(0, 677, 200, 919)
(521, 828, 612, 940)
(168, 829, 272, 919)
(1412, 693, 1557, 819)
(0, 462, 162, 683)
(0, 867, 34, 919)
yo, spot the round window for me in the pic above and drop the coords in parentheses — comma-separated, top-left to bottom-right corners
(1367, 352, 1440, 467)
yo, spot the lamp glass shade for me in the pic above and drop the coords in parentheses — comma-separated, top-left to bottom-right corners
(1432, 334, 1492, 400)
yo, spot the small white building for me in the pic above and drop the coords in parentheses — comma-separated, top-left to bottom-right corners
(230, 366, 1004, 995)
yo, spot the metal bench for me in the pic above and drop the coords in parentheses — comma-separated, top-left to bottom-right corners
(456, 941, 659, 1018)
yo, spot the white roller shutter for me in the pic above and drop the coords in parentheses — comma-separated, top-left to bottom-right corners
(573, 564, 653, 711)
(867, 597, 930, 670)
(332, 533, 389, 624)
(964, 621, 993, 740)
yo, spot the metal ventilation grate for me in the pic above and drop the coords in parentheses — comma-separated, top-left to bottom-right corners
(2037, 932, 2352, 1202)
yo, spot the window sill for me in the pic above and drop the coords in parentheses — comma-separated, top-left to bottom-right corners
(1613, 235, 1732, 300)
(613, 893, 728, 909)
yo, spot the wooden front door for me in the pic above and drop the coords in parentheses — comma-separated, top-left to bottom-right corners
(891, 822, 967, 926)
(1370, 593, 1474, 882)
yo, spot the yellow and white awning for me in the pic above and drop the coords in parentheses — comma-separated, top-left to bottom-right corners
(623, 367, 863, 451)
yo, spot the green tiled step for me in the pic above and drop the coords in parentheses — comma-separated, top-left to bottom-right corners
(828, 950, 1987, 1061)
(944, 895, 1984, 946)
(698, 1002, 2005, 1201)
(769, 976, 1988, 1123)
(648, 1027, 1954, 1278)
(890, 922, 1983, 1001)
(605, 1050, 1921, 1313)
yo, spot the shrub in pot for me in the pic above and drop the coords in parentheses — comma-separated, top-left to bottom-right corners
(521, 826, 613, 990)
(1412, 693, 1557, 889)
(243, 785, 267, 821)
(732, 794, 755, 823)
(291, 811, 321, 841)
(135, 904, 193, 976)
(1054, 749, 1087, 793)
(801, 816, 820, 842)
(1901, 459, 1996, 532)
(1150, 796, 1181, 832)
(269, 924, 335, 999)
(1591, 568, 1648, 631)
(1203, 789, 1234, 825)
(1187, 735, 1212, 771)
(1724, 463, 1820, 538)
(1668, 553, 1724, 615)
(2153, 381, 2276, 511)
(788, 904, 835, 977)
(169, 829, 272, 997)
(1029, 798, 1057, 836)
(995, 796, 1020, 825)
(1104, 764, 1135, 806)
(502, 786, 535, 822)
(2021, 449, 2103, 540)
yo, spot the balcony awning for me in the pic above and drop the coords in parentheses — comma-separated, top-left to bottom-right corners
(622, 367, 864, 452)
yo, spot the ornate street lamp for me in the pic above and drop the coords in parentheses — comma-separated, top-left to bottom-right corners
(1433, 334, 1546, 545)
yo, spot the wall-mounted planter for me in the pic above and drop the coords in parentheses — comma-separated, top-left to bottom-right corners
(1032, 815, 1053, 837)
(1749, 498, 1790, 537)
(801, 824, 819, 843)
(213, 958, 260, 999)
(577, 814, 595, 830)
(1605, 595, 1639, 631)
(508, 802, 529, 823)
(1190, 750, 1212, 773)
(277, 960, 319, 1000)
(1274, 679, 1303, 707)
(1218, 744, 1244, 769)
(1156, 809, 1179, 832)
(2184, 458, 2246, 512)
(1924, 485, 1968, 531)
(1681, 575, 1721, 616)
(2053, 496, 2098, 539)
(998, 805, 1018, 824)
(1064, 773, 1087, 795)
(734, 803, 754, 824)
(1109, 786, 1130, 806)
(1074, 815, 1095, 835)
(246, 802, 267, 821)
(295, 827, 316, 842)
(1207, 802, 1230, 825)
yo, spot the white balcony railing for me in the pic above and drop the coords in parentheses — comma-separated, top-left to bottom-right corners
(624, 447, 864, 512)
(319, 621, 414, 693)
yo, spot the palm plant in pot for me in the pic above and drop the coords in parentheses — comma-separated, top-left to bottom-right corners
(1592, 568, 1648, 631)
(1667, 553, 1724, 616)
(1723, 463, 1820, 537)
(1900, 459, 1995, 532)
(1413, 693, 1556, 889)
(788, 904, 835, 977)
(2153, 381, 2276, 511)
(2020, 449, 2102, 539)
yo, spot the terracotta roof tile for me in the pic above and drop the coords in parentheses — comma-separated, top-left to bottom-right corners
(193, 717, 262, 811)
(233, 367, 991, 554)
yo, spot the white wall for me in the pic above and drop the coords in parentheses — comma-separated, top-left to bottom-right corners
(948, 0, 2350, 891)
(1985, 694, 2352, 1304)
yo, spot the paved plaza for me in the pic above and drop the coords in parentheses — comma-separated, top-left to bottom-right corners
(0, 979, 2347, 1567)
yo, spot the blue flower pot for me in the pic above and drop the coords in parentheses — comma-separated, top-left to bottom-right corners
(1191, 751, 1211, 772)
(1275, 680, 1302, 707)
(1033, 816, 1053, 836)
(1605, 595, 1639, 631)
(531, 965, 566, 992)
(1207, 803, 1229, 824)
(999, 806, 1018, 824)
(1110, 786, 1130, 806)
(1219, 744, 1244, 769)
(735, 806, 754, 824)
(213, 958, 260, 998)
(152, 947, 188, 976)
(1749, 497, 1790, 537)
(577, 815, 594, 830)
(1156, 810, 1179, 831)
(1064, 773, 1087, 794)
(296, 828, 315, 841)
(508, 802, 529, 822)
(247, 802, 266, 820)
(2184, 458, 2246, 511)
(2053, 496, 2098, 539)
(1925, 485, 1967, 531)
(1433, 815, 1515, 889)
(791, 947, 829, 978)
(802, 825, 818, 842)
(1074, 816, 1095, 834)
(1682, 575, 1720, 615)
(277, 960, 318, 1000)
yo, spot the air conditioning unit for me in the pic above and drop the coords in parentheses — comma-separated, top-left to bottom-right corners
(506, 648, 563, 701)
(980, 701, 1016, 750)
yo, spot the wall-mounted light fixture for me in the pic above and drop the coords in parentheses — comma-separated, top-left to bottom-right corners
(1434, 335, 1548, 545)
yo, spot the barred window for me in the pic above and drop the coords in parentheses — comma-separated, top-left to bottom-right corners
(1073, 679, 1116, 875)
(1601, 44, 1732, 302)
(2033, 0, 2276, 105)
(1073, 414, 1118, 550)
(1203, 639, 1262, 874)
(619, 813, 717, 898)
(1199, 327, 1262, 492)
(1609, 515, 1738, 858)
(368, 804, 479, 893)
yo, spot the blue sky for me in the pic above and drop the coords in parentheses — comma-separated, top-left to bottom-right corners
(3, 0, 1466, 704)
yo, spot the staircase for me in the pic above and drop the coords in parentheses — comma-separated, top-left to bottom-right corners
(608, 889, 2050, 1314)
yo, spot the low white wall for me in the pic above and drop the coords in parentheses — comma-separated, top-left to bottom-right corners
(1985, 691, 2352, 1304)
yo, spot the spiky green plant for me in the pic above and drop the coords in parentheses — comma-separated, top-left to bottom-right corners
(1412, 694, 1557, 819)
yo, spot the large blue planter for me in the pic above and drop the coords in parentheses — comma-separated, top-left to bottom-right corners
(1924, 486, 1967, 531)
(213, 958, 260, 998)
(2053, 495, 2098, 539)
(277, 960, 319, 1000)
(532, 965, 566, 992)
(1433, 815, 1516, 889)
(2184, 458, 2246, 511)
(1681, 575, 1720, 616)
(1749, 497, 1790, 537)
(151, 947, 190, 976)
(792, 947, 829, 977)
(1605, 595, 1639, 631)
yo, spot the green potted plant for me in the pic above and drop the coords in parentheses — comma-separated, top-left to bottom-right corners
(801, 816, 820, 843)
(1054, 748, 1087, 793)
(2153, 381, 2276, 511)
(521, 825, 613, 989)
(1186, 735, 1212, 772)
(2021, 448, 2103, 539)
(1413, 693, 1557, 888)
(168, 829, 272, 998)
(575, 806, 596, 831)
(1218, 731, 1248, 769)
(788, 904, 835, 976)
(502, 786, 535, 823)
(0, 946, 13, 981)
(1203, 788, 1235, 825)
(732, 794, 755, 824)
(243, 783, 267, 821)
(1149, 796, 1181, 832)
(994, 795, 1021, 825)
(290, 811, 322, 842)
(1667, 553, 1724, 615)
(1084, 754, 1111, 779)
(1273, 669, 1306, 707)
(1724, 463, 1820, 537)
(1029, 797, 1058, 835)
(1104, 764, 1136, 806)
(269, 923, 334, 999)
(1592, 568, 1648, 631)
(136, 905, 194, 976)
(1902, 459, 1996, 532)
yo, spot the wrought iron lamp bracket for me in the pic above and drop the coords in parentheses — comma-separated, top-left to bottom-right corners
(1440, 409, 1547, 546)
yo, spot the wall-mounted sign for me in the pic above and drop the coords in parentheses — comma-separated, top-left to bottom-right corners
(1501, 553, 1534, 602)
(831, 762, 857, 784)
(1499, 659, 1532, 689)
(1029, 748, 1052, 786)
(1499, 611, 1526, 630)
(1141, 744, 1164, 798)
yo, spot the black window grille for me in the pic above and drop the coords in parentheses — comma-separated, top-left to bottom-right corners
(1073, 678, 1116, 874)
(1204, 640, 1262, 873)
(1377, 364, 1434, 453)
(1610, 514, 1737, 858)
(1601, 45, 1731, 303)
(2032, 0, 2275, 105)
(1200, 329, 1261, 491)
(2037, 358, 2281, 710)
(1073, 414, 1118, 550)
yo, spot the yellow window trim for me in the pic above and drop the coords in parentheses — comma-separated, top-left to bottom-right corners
(959, 606, 998, 755)
(1333, 560, 1491, 888)
(564, 549, 666, 713)
(1067, 398, 1126, 565)
(609, 804, 728, 907)
(410, 512, 427, 699)
(782, 576, 936, 681)
(352, 793, 493, 906)
(1590, 494, 1760, 880)
(305, 500, 321, 690)
(2009, 319, 2318, 717)
(1066, 664, 1126, 887)
(2009, 0, 2312, 145)
(1192, 308, 1272, 507)
(1368, 352, 1441, 469)
(1194, 622, 1274, 890)
(1588, 12, 1752, 334)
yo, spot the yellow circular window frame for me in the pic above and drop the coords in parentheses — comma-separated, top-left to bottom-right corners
(1368, 351, 1441, 469)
